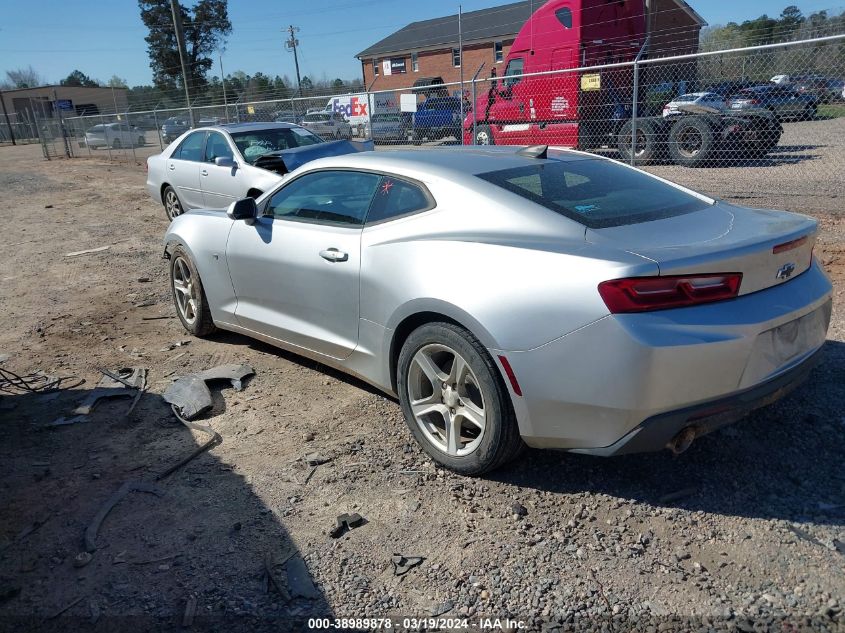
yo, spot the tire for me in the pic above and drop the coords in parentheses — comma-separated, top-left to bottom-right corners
(667, 116, 714, 167)
(137, 136, 145, 147)
(617, 119, 656, 164)
(163, 185, 184, 221)
(475, 124, 494, 145)
(112, 139, 122, 149)
(802, 105, 817, 121)
(397, 322, 523, 475)
(169, 246, 216, 337)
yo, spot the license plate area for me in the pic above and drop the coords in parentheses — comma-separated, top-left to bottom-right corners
(740, 300, 831, 388)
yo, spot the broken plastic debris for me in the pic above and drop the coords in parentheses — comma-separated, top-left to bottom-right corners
(162, 363, 255, 420)
(329, 512, 365, 539)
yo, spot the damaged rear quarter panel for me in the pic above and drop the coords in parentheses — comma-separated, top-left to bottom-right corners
(163, 210, 238, 324)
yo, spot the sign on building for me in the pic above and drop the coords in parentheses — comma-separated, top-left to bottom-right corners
(390, 58, 406, 74)
(383, 60, 392, 76)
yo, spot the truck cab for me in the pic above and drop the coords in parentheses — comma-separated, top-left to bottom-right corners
(465, 0, 645, 147)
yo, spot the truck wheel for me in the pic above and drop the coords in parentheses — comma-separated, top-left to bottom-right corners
(617, 120, 656, 164)
(668, 117, 714, 167)
(475, 125, 494, 146)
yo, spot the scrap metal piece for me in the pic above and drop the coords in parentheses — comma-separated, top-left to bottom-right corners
(329, 513, 365, 539)
(392, 554, 425, 577)
(73, 368, 147, 415)
(84, 481, 162, 552)
(162, 363, 255, 420)
(286, 556, 320, 599)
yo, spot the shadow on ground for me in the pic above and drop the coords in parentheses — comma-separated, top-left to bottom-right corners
(0, 372, 333, 631)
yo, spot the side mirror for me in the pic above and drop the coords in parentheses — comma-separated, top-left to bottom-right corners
(215, 156, 236, 168)
(227, 197, 256, 221)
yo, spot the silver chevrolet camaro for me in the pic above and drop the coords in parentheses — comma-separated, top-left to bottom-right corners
(162, 145, 832, 474)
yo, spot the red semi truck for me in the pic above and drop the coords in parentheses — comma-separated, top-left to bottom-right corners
(463, 0, 782, 165)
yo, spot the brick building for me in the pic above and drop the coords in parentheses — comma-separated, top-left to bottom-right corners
(356, 0, 706, 92)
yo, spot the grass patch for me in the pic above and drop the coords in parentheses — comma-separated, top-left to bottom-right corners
(818, 103, 845, 119)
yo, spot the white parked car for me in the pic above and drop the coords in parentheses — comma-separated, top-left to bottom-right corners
(771, 74, 791, 85)
(85, 122, 146, 149)
(663, 92, 726, 117)
(299, 111, 353, 139)
(146, 122, 327, 219)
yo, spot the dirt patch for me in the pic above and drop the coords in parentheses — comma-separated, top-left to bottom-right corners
(0, 144, 843, 630)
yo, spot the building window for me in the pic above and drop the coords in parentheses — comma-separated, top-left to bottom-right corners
(452, 48, 461, 68)
(494, 41, 503, 63)
(411, 52, 419, 72)
(373, 59, 379, 76)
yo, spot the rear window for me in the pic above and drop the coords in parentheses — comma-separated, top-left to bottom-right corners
(476, 159, 710, 229)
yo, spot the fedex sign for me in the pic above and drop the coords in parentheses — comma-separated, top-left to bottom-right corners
(331, 96, 368, 117)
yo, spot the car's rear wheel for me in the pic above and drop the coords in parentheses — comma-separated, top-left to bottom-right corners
(137, 136, 145, 146)
(668, 116, 714, 167)
(169, 247, 216, 337)
(163, 186, 184, 220)
(112, 139, 122, 149)
(397, 322, 523, 475)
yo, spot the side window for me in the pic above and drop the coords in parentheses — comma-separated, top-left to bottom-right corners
(204, 132, 234, 163)
(266, 170, 381, 226)
(555, 7, 573, 28)
(366, 177, 432, 225)
(175, 131, 205, 162)
(503, 58, 524, 88)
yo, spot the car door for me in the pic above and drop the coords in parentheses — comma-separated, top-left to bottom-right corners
(166, 131, 206, 209)
(200, 131, 243, 208)
(225, 169, 381, 360)
(489, 57, 531, 145)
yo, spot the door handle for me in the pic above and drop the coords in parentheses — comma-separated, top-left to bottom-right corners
(201, 169, 208, 176)
(319, 248, 348, 262)
(168, 163, 176, 170)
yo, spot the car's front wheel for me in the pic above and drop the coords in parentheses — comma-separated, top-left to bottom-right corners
(397, 322, 523, 475)
(169, 246, 216, 337)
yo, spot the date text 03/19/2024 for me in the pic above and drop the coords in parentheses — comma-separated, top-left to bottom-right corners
(306, 617, 528, 630)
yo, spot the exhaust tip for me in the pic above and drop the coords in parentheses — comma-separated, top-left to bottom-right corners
(667, 426, 696, 455)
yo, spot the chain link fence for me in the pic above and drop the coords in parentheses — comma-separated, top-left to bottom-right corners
(16, 34, 844, 210)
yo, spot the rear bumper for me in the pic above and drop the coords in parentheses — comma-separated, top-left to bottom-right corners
(495, 261, 832, 453)
(572, 345, 823, 456)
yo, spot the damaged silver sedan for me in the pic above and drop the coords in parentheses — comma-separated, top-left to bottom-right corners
(163, 145, 832, 474)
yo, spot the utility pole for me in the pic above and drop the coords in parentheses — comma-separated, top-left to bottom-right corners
(458, 5, 464, 127)
(284, 25, 303, 97)
(219, 54, 229, 121)
(170, 0, 194, 126)
(0, 88, 15, 145)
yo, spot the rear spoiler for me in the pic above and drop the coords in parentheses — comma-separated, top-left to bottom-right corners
(253, 139, 374, 175)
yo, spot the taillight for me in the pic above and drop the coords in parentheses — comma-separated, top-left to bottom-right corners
(598, 274, 742, 313)
(749, 98, 760, 105)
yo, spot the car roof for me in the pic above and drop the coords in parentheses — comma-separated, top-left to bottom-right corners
(294, 146, 599, 183)
(211, 122, 302, 133)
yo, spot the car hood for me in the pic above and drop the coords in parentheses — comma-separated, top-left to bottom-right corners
(252, 139, 373, 175)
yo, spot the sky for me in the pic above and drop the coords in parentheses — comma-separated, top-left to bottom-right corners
(1, 0, 843, 87)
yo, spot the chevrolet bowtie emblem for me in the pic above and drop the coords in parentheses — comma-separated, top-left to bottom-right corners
(776, 262, 796, 280)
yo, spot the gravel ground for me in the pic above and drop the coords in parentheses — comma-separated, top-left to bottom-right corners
(0, 142, 843, 632)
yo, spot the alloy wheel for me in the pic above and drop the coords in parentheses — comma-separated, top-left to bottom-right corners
(165, 190, 182, 220)
(407, 343, 486, 456)
(172, 256, 198, 325)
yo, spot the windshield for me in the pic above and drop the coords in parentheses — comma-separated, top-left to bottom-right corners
(305, 113, 331, 121)
(476, 159, 710, 229)
(230, 127, 323, 164)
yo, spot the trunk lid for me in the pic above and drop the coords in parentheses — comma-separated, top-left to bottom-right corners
(586, 202, 816, 295)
